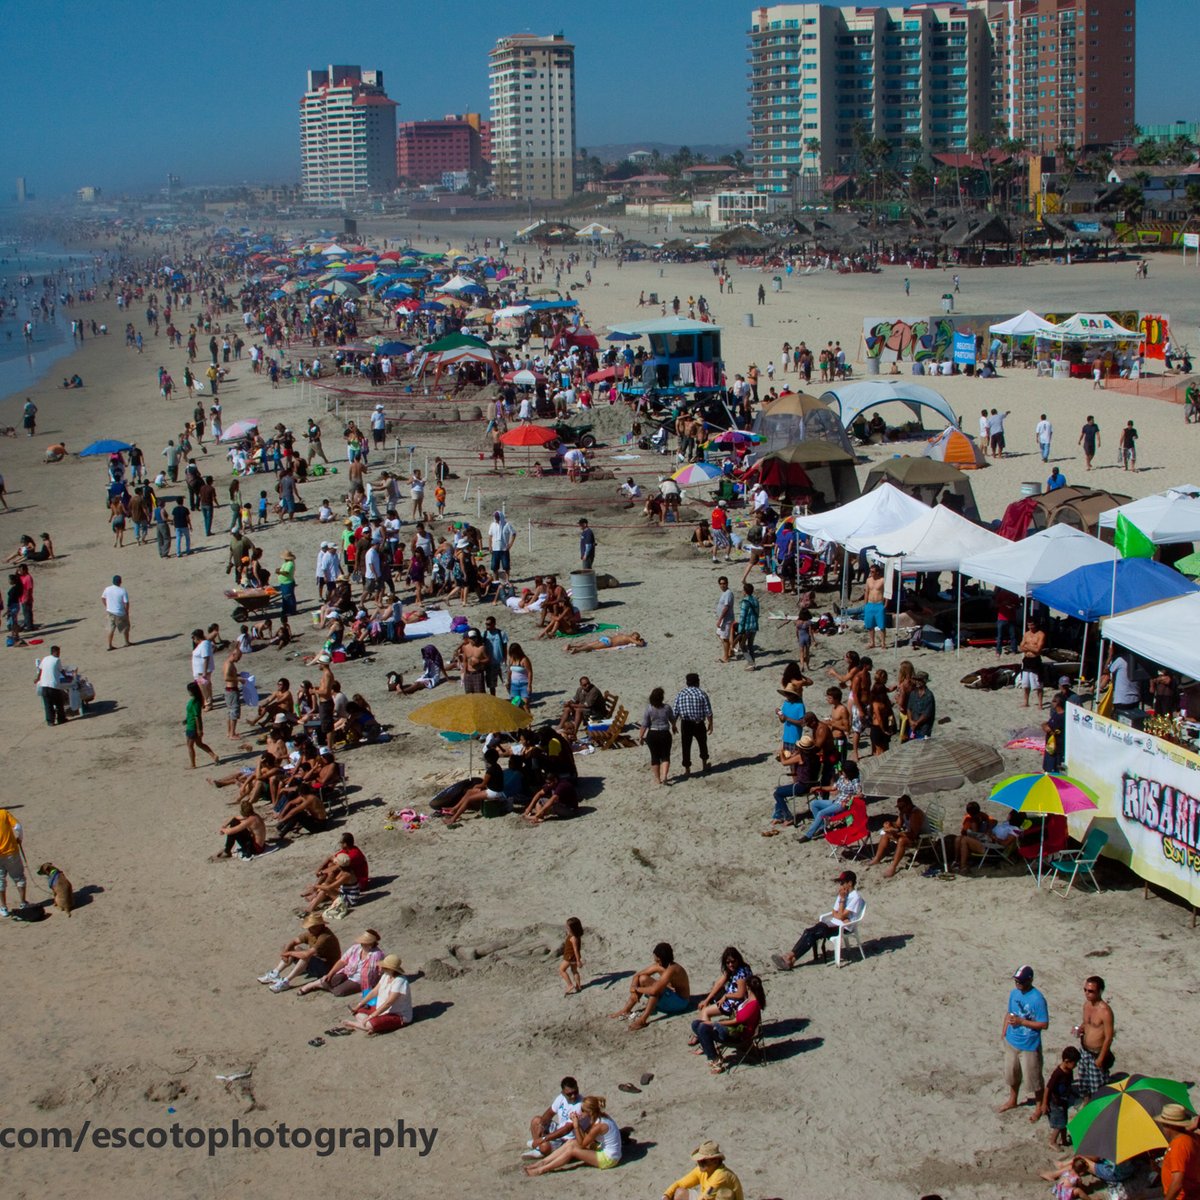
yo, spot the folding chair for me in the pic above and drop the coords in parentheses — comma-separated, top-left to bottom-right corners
(1018, 814, 1069, 884)
(719, 1017, 768, 1073)
(1048, 827, 1108, 896)
(817, 901, 867, 967)
(321, 763, 350, 817)
(903, 802, 948, 873)
(602, 691, 619, 719)
(824, 795, 872, 860)
(594, 706, 629, 750)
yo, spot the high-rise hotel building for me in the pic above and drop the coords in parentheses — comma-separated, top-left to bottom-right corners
(748, 1, 1134, 191)
(300, 65, 398, 202)
(488, 33, 576, 201)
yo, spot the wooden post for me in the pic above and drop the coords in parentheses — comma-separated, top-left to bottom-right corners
(528, 518, 533, 553)
(463, 475, 472, 502)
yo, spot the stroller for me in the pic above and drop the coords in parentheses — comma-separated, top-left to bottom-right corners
(63, 665, 96, 715)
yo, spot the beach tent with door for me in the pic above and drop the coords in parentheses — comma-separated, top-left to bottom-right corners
(747, 441, 860, 508)
(924, 426, 987, 470)
(751, 390, 854, 456)
(864, 456, 980, 521)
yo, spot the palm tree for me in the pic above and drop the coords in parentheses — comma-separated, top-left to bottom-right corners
(969, 132, 995, 208)
(804, 138, 821, 177)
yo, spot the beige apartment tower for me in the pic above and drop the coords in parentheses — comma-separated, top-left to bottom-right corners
(300, 65, 398, 202)
(489, 34, 576, 201)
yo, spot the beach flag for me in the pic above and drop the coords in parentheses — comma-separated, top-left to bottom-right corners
(1114, 513, 1155, 559)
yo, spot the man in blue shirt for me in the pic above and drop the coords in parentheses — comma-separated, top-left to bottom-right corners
(1045, 467, 1066, 492)
(999, 964, 1050, 1114)
(578, 518, 596, 570)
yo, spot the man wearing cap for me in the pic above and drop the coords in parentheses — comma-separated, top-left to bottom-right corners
(1158, 1104, 1200, 1198)
(663, 1140, 744, 1200)
(998, 965, 1050, 1114)
(301, 852, 361, 919)
(460, 629, 489, 694)
(370, 403, 387, 449)
(259, 913, 341, 991)
(772, 870, 863, 969)
(101, 574, 132, 650)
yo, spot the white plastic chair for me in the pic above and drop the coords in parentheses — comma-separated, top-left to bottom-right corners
(904, 802, 948, 873)
(817, 901, 867, 967)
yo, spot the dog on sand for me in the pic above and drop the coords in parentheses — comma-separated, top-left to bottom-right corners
(38, 863, 74, 916)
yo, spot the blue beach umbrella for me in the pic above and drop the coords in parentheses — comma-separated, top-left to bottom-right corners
(79, 439, 133, 457)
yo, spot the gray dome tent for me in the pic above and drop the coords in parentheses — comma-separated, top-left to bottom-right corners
(751, 391, 854, 457)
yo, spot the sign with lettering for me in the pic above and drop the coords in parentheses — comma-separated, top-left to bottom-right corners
(1065, 703, 1200, 905)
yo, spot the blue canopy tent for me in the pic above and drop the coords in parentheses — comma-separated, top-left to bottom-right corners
(79, 439, 133, 456)
(374, 341, 413, 355)
(1031, 558, 1196, 622)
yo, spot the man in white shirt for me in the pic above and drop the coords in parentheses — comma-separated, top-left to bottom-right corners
(716, 575, 736, 663)
(772, 870, 864, 969)
(978, 408, 990, 451)
(488, 510, 516, 575)
(100, 573, 132, 650)
(191, 628, 215, 708)
(363, 543, 383, 600)
(1035, 414, 1053, 463)
(525, 1076, 584, 1160)
(36, 645, 68, 726)
(1102, 653, 1143, 726)
(370, 404, 387, 449)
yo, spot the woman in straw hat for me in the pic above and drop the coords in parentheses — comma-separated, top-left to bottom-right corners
(340, 955, 412, 1035)
(296, 929, 383, 998)
(523, 1095, 621, 1177)
(663, 1139, 745, 1200)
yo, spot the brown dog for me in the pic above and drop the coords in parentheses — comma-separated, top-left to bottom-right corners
(37, 863, 74, 916)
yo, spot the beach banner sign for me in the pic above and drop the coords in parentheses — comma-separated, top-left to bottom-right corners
(952, 331, 977, 366)
(1065, 703, 1200, 906)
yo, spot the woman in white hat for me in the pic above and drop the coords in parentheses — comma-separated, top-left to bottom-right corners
(340, 954, 412, 1035)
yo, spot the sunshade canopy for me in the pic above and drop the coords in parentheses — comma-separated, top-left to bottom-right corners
(820, 380, 958, 432)
(1097, 489, 1200, 544)
(988, 309, 1060, 336)
(79, 439, 133, 456)
(1032, 558, 1196, 621)
(1101, 592, 1200, 680)
(959, 526, 1118, 595)
(873, 504, 1007, 572)
(792, 481, 930, 554)
(1051, 312, 1142, 340)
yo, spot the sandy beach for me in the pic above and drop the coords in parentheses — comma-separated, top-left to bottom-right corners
(1, 217, 1199, 1200)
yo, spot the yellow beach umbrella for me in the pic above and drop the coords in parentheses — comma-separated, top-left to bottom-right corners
(409, 693, 531, 773)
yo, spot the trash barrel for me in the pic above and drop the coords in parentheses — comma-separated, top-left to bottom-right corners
(570, 569, 598, 614)
(1020, 481, 1043, 497)
(867, 357, 881, 375)
(743, 313, 754, 328)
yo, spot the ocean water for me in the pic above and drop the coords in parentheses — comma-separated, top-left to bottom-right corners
(0, 245, 107, 404)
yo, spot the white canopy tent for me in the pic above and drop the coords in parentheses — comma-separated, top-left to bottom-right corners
(1051, 312, 1142, 341)
(792, 481, 929, 555)
(576, 222, 616, 238)
(988, 310, 1060, 337)
(873, 504, 1008, 572)
(436, 274, 479, 294)
(959, 525, 1119, 595)
(1101, 592, 1200, 683)
(493, 304, 532, 322)
(1097, 489, 1200, 544)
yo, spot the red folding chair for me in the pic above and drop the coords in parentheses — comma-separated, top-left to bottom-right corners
(825, 794, 871, 860)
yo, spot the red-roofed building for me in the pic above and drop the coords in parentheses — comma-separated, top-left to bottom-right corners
(397, 114, 491, 185)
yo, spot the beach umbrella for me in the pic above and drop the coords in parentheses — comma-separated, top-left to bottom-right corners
(499, 425, 558, 447)
(708, 429, 760, 446)
(220, 419, 259, 443)
(672, 462, 721, 487)
(79, 439, 134, 457)
(1068, 1078, 1193, 1163)
(373, 341, 412, 355)
(510, 368, 542, 387)
(586, 366, 620, 383)
(858, 737, 1005, 797)
(409, 693, 531, 774)
(988, 772, 1099, 886)
(419, 301, 446, 312)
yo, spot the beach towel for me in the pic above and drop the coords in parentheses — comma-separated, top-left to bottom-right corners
(403, 610, 455, 639)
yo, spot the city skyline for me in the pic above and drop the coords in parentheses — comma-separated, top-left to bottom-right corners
(1, 0, 1191, 198)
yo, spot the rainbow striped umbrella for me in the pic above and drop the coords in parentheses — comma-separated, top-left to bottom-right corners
(989, 773, 1099, 815)
(672, 462, 722, 487)
(1068, 1077, 1193, 1163)
(989, 773, 1098, 886)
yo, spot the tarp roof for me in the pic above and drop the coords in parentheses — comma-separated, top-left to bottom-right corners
(792, 481, 930, 554)
(819, 380, 958, 431)
(988, 310, 1060, 337)
(1051, 312, 1141, 340)
(959, 525, 1118, 596)
(873, 504, 1007, 572)
(1102, 592, 1200, 681)
(1031, 558, 1196, 622)
(1096, 488, 1200, 544)
(607, 316, 720, 337)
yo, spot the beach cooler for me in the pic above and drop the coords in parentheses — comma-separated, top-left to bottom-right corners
(765, 574, 784, 594)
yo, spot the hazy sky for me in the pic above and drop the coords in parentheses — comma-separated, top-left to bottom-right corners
(2, 0, 1191, 197)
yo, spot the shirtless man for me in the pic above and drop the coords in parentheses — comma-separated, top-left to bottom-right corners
(609, 942, 692, 1031)
(805, 712, 837, 787)
(1074, 976, 1114, 1099)
(315, 655, 337, 742)
(861, 565, 887, 650)
(459, 630, 490, 693)
(824, 686, 852, 770)
(213, 799, 267, 860)
(222, 647, 243, 739)
(537, 575, 567, 629)
(252, 677, 294, 729)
